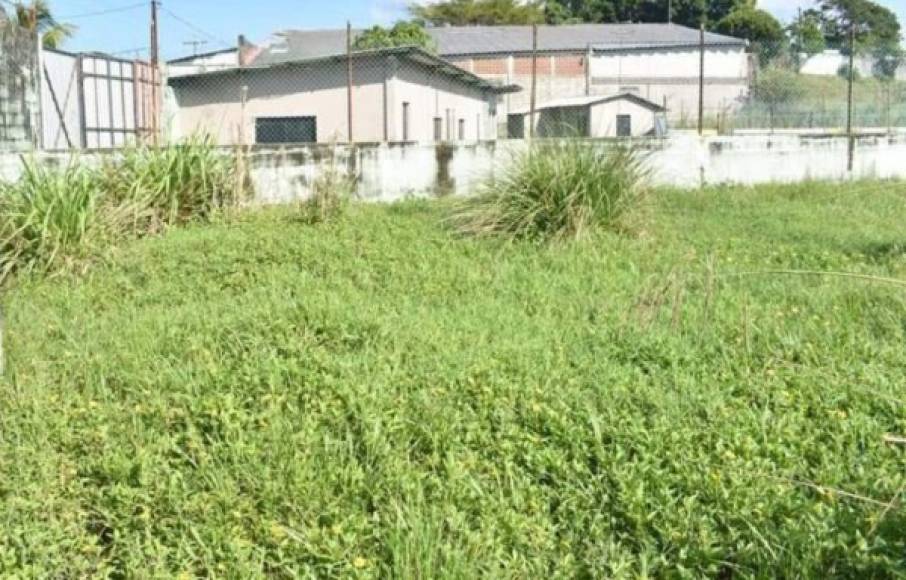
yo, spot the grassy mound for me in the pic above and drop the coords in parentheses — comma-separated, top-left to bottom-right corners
(1, 181, 905, 577)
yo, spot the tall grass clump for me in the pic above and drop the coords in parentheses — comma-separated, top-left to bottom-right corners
(103, 134, 242, 225)
(0, 162, 122, 283)
(0, 135, 244, 284)
(455, 141, 649, 241)
(298, 146, 355, 225)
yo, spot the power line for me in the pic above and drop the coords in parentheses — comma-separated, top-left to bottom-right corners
(159, 6, 232, 49)
(60, 2, 146, 20)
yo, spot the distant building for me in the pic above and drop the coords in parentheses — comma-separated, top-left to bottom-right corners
(798, 49, 906, 81)
(236, 24, 750, 124)
(507, 93, 667, 138)
(168, 47, 517, 145)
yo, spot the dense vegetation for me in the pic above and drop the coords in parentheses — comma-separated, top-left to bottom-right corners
(1, 180, 904, 577)
(0, 137, 241, 283)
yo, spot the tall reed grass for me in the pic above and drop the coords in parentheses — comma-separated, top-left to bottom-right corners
(454, 141, 649, 241)
(0, 137, 243, 283)
(102, 135, 241, 225)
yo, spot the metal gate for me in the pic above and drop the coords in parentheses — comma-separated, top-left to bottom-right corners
(42, 49, 160, 150)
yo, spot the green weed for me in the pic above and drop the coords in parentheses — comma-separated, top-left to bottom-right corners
(1, 180, 905, 577)
(454, 142, 649, 241)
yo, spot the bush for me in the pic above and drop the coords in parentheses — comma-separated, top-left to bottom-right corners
(0, 136, 243, 283)
(0, 161, 143, 282)
(103, 135, 243, 226)
(454, 142, 649, 241)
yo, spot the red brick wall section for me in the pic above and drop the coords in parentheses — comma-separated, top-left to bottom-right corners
(555, 55, 585, 76)
(471, 58, 507, 75)
(450, 53, 585, 77)
(514, 56, 553, 75)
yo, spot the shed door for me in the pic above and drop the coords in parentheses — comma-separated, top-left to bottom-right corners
(616, 114, 632, 137)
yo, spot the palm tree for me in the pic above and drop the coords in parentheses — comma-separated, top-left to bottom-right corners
(0, 1, 75, 49)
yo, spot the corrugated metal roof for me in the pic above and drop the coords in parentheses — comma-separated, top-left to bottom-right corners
(252, 23, 746, 66)
(168, 46, 521, 94)
(509, 92, 666, 115)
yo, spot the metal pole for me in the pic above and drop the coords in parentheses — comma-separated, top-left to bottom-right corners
(347, 21, 354, 144)
(847, 24, 855, 172)
(150, 0, 160, 145)
(529, 23, 538, 140)
(698, 23, 705, 136)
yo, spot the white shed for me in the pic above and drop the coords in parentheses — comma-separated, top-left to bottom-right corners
(508, 93, 667, 139)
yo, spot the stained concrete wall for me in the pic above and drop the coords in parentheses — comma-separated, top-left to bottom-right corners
(3, 133, 906, 201)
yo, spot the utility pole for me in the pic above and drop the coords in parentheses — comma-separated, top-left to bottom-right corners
(698, 23, 705, 136)
(183, 40, 208, 56)
(150, 0, 159, 67)
(667, 0, 672, 24)
(347, 21, 354, 144)
(529, 23, 538, 140)
(150, 0, 160, 145)
(846, 23, 855, 172)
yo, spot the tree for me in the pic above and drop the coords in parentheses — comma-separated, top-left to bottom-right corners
(411, 0, 545, 26)
(751, 66, 805, 131)
(354, 21, 435, 52)
(544, 0, 752, 28)
(871, 42, 903, 80)
(819, 0, 901, 49)
(715, 7, 785, 63)
(0, 0, 74, 49)
(787, 8, 827, 68)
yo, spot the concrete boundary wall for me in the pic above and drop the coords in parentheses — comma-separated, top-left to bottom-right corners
(2, 133, 906, 202)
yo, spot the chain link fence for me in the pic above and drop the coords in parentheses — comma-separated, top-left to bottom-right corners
(0, 24, 40, 151)
(3, 19, 906, 153)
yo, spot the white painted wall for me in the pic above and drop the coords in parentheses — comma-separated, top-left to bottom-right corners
(589, 99, 659, 137)
(591, 46, 748, 80)
(167, 50, 239, 78)
(391, 60, 497, 142)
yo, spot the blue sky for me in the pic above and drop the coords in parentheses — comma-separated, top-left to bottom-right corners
(49, 0, 906, 60)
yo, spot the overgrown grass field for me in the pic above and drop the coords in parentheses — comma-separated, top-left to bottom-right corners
(1, 181, 905, 577)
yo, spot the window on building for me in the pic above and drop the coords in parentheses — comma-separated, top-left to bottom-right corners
(458, 119, 465, 141)
(433, 117, 442, 141)
(255, 116, 317, 144)
(402, 102, 410, 142)
(616, 114, 632, 137)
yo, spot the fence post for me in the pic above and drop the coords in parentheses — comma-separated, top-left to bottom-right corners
(529, 23, 538, 140)
(846, 24, 855, 172)
(698, 24, 705, 136)
(347, 21, 354, 145)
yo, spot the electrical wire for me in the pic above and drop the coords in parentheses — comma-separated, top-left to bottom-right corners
(60, 2, 147, 20)
(159, 5, 232, 49)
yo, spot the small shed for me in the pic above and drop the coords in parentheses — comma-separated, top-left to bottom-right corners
(508, 93, 667, 139)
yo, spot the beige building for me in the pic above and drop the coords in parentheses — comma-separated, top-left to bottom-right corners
(508, 93, 667, 138)
(168, 47, 516, 146)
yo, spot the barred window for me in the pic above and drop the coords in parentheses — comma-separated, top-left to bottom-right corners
(255, 116, 317, 144)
